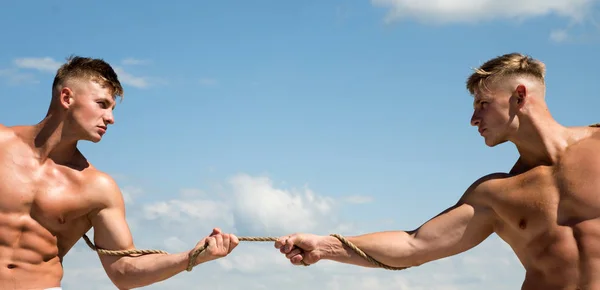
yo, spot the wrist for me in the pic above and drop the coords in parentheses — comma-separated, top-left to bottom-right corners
(184, 248, 204, 272)
(319, 235, 345, 260)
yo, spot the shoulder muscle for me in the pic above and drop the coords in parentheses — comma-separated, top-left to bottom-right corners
(460, 172, 511, 206)
(85, 170, 125, 209)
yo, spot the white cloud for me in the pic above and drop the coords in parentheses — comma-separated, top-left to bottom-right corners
(371, 0, 597, 24)
(60, 173, 524, 290)
(139, 174, 336, 237)
(14, 57, 62, 72)
(230, 174, 335, 235)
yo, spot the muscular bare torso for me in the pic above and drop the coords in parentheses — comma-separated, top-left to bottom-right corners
(487, 128, 600, 290)
(0, 125, 103, 289)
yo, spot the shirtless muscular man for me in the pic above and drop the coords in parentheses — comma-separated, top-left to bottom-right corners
(275, 53, 600, 289)
(0, 56, 239, 289)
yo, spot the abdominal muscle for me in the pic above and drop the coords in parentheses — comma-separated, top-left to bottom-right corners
(0, 211, 63, 289)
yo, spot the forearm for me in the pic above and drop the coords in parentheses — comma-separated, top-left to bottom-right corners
(109, 251, 191, 289)
(322, 231, 421, 268)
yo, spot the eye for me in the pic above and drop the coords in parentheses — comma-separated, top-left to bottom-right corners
(97, 101, 107, 109)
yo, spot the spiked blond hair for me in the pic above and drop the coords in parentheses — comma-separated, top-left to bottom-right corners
(466, 53, 546, 96)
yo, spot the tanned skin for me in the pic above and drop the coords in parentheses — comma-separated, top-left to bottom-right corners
(275, 74, 600, 289)
(0, 77, 239, 289)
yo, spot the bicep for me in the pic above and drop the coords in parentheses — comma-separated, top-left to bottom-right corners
(90, 203, 138, 284)
(87, 175, 135, 266)
(411, 201, 495, 263)
(91, 205, 134, 251)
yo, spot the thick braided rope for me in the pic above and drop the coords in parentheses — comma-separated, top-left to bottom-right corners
(82, 234, 408, 272)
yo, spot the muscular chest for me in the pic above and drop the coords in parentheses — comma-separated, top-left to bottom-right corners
(493, 143, 600, 240)
(492, 167, 560, 239)
(0, 149, 92, 236)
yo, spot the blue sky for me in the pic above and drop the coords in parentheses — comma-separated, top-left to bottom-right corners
(1, 0, 599, 289)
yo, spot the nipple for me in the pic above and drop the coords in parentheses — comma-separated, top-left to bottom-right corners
(519, 218, 527, 230)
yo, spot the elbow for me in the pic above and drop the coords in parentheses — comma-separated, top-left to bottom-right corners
(107, 259, 142, 289)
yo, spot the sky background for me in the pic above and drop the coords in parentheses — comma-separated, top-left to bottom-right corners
(1, 0, 599, 289)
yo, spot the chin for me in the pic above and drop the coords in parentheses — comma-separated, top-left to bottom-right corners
(484, 137, 507, 147)
(85, 134, 103, 143)
(92, 135, 104, 143)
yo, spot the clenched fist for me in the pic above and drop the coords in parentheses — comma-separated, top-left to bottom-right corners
(189, 228, 239, 267)
(274, 233, 330, 266)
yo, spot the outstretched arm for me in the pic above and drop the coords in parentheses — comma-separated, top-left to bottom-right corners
(88, 173, 238, 289)
(276, 174, 503, 268)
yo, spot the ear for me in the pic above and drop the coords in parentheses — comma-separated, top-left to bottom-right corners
(59, 87, 74, 109)
(514, 84, 527, 108)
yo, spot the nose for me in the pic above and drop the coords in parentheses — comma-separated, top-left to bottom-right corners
(104, 110, 115, 125)
(470, 111, 480, 127)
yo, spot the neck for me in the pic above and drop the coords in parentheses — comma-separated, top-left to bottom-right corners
(511, 114, 571, 168)
(32, 113, 78, 165)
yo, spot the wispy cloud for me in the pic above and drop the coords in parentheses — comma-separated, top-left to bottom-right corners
(6, 57, 154, 89)
(112, 67, 150, 89)
(0, 68, 38, 85)
(372, 0, 598, 24)
(14, 57, 62, 72)
(343, 195, 374, 204)
(121, 186, 143, 205)
(121, 57, 151, 66)
(335, 4, 352, 24)
(550, 29, 570, 42)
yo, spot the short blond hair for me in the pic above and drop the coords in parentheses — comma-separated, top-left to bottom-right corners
(466, 53, 546, 96)
(52, 55, 124, 99)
